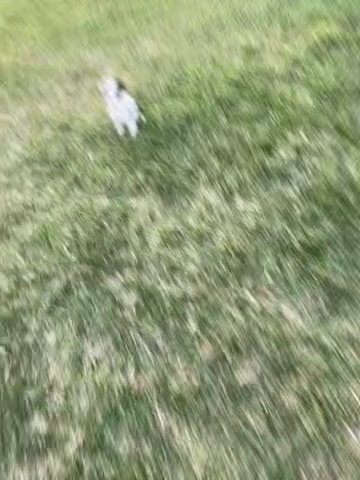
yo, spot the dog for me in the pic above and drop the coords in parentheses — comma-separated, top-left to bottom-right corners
(100, 77, 145, 137)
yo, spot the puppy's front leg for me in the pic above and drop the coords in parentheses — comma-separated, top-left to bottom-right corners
(114, 122, 125, 136)
(127, 121, 138, 138)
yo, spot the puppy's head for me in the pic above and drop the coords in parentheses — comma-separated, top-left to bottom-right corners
(100, 77, 127, 97)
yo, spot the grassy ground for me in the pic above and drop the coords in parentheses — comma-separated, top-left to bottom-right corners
(1, 0, 360, 478)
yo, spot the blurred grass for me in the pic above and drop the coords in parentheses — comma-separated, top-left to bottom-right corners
(1, 0, 360, 478)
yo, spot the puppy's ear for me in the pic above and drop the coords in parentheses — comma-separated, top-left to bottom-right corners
(115, 79, 127, 92)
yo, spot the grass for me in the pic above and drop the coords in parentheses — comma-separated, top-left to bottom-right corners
(1, 0, 360, 478)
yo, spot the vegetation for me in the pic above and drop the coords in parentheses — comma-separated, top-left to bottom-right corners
(1, 0, 360, 477)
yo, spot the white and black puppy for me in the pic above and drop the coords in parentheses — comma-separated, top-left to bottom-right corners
(100, 77, 145, 137)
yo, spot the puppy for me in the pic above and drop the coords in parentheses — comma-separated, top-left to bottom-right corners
(100, 77, 145, 137)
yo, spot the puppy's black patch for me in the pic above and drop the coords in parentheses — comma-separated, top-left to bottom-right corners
(115, 79, 127, 92)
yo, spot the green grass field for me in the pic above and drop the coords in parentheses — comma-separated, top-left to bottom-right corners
(1, 0, 360, 478)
